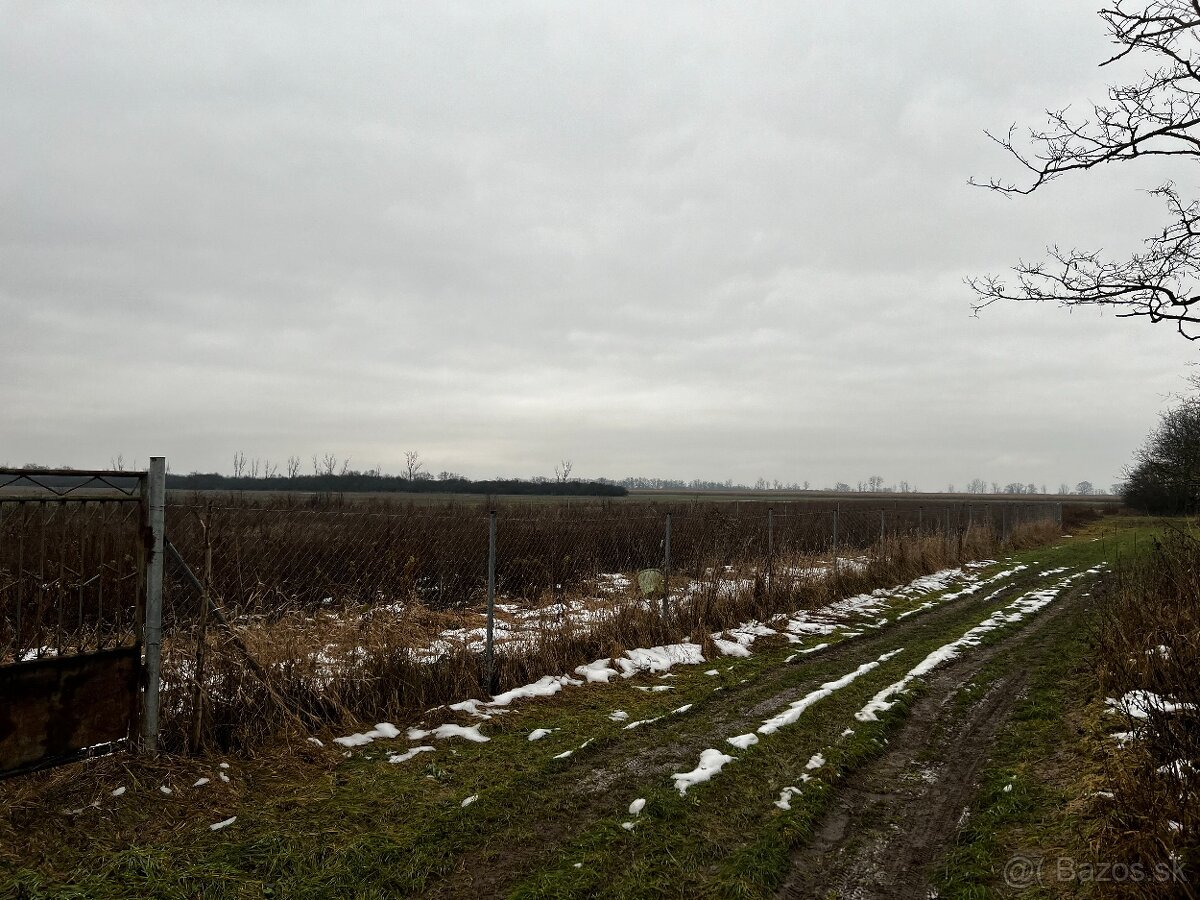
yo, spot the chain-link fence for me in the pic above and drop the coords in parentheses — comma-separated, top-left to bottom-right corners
(162, 497, 1060, 617)
(144, 494, 1065, 752)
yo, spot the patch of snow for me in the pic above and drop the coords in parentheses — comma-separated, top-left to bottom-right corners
(576, 660, 619, 683)
(672, 748, 736, 795)
(1106, 690, 1197, 719)
(111, 786, 125, 797)
(528, 728, 553, 741)
(490, 674, 583, 707)
(714, 639, 752, 658)
(623, 716, 662, 730)
(727, 734, 759, 750)
(629, 798, 646, 815)
(432, 723, 489, 743)
(388, 745, 435, 764)
(553, 750, 573, 760)
(193, 778, 210, 787)
(775, 786, 802, 810)
(334, 722, 401, 748)
(210, 816, 236, 831)
(805, 753, 825, 770)
(461, 794, 478, 807)
(1158, 759, 1200, 779)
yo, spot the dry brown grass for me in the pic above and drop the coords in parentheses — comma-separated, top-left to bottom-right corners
(1094, 525, 1200, 897)
(155, 520, 1059, 755)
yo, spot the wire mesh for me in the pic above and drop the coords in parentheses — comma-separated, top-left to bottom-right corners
(0, 498, 143, 664)
(149, 494, 1062, 752)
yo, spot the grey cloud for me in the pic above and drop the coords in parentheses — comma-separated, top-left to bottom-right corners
(1, 1, 1194, 488)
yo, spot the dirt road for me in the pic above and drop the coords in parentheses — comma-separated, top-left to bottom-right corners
(776, 572, 1092, 899)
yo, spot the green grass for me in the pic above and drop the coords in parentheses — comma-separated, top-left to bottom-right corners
(932, 516, 1166, 899)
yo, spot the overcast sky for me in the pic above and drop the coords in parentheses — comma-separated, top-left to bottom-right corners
(3, 2, 1196, 490)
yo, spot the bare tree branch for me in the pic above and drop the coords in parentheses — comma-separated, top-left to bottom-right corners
(971, 1, 1200, 338)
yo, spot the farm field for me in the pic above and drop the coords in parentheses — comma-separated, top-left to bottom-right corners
(3, 516, 1191, 898)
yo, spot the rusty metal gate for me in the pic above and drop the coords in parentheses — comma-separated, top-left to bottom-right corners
(0, 460, 165, 777)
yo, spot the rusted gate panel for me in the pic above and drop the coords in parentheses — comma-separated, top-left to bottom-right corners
(0, 646, 140, 777)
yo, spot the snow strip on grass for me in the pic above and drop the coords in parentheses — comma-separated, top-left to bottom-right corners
(388, 745, 435, 764)
(758, 648, 905, 736)
(333, 722, 401, 748)
(528, 728, 553, 741)
(406, 723, 489, 743)
(855, 572, 1079, 723)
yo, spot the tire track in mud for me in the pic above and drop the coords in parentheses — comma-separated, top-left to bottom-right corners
(572, 565, 1043, 797)
(775, 575, 1097, 900)
(429, 565, 1059, 898)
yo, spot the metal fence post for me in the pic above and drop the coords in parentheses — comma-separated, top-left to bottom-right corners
(484, 510, 496, 694)
(767, 507, 774, 597)
(663, 512, 672, 619)
(141, 456, 166, 754)
(1057, 501, 1063, 529)
(832, 504, 840, 577)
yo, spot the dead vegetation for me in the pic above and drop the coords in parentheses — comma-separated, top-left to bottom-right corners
(1095, 526, 1200, 896)
(157, 517, 1059, 755)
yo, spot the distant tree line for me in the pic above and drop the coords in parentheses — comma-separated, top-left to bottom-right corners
(618, 475, 1103, 495)
(167, 471, 627, 497)
(165, 450, 626, 497)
